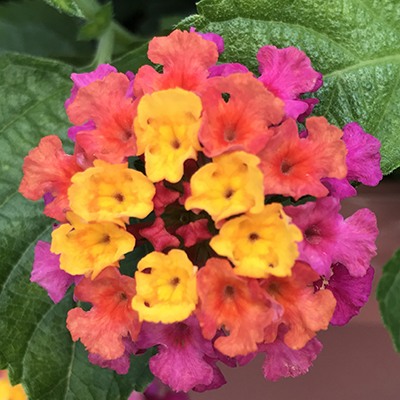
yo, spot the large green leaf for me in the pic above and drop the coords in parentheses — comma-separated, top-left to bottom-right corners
(0, 0, 92, 64)
(0, 54, 153, 399)
(376, 247, 400, 354)
(178, 0, 400, 175)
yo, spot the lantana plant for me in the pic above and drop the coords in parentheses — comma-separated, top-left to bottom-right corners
(0, 0, 399, 399)
(16, 27, 383, 391)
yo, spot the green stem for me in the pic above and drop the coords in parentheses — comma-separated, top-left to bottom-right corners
(92, 26, 115, 68)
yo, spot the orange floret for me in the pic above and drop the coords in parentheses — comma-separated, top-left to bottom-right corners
(68, 160, 155, 224)
(67, 267, 141, 360)
(262, 261, 337, 349)
(185, 151, 264, 224)
(199, 73, 285, 157)
(196, 258, 281, 357)
(134, 30, 219, 96)
(19, 135, 82, 222)
(66, 73, 137, 164)
(258, 117, 347, 200)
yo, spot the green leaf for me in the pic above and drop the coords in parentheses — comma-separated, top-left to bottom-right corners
(79, 2, 113, 41)
(376, 247, 400, 354)
(0, 0, 93, 64)
(0, 54, 153, 399)
(178, 0, 400, 175)
(42, 0, 98, 19)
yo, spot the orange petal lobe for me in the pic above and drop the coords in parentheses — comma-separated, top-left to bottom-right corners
(263, 261, 336, 350)
(19, 135, 82, 222)
(258, 117, 347, 200)
(134, 30, 219, 96)
(67, 73, 137, 163)
(196, 258, 276, 357)
(200, 73, 285, 157)
(67, 267, 141, 360)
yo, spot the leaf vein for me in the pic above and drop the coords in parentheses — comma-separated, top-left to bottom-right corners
(0, 85, 69, 136)
(324, 54, 400, 78)
(203, 16, 361, 62)
(371, 70, 400, 132)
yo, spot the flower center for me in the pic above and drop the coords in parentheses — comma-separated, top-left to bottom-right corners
(248, 232, 260, 242)
(112, 192, 125, 203)
(171, 139, 181, 150)
(224, 125, 236, 142)
(224, 187, 235, 199)
(99, 233, 111, 244)
(304, 225, 322, 245)
(223, 285, 236, 299)
(267, 282, 281, 297)
(119, 291, 128, 301)
(280, 159, 293, 175)
(170, 276, 180, 287)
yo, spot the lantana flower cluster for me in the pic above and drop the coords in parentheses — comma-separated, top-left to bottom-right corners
(19, 29, 382, 393)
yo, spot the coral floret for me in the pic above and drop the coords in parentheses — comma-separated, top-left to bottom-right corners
(258, 117, 347, 200)
(19, 135, 82, 222)
(134, 30, 219, 96)
(199, 72, 285, 157)
(67, 267, 141, 360)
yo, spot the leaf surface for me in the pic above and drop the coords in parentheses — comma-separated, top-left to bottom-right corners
(376, 247, 400, 354)
(178, 0, 400, 174)
(0, 0, 92, 64)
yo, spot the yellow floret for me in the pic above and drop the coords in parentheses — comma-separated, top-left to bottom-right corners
(68, 160, 155, 224)
(185, 151, 264, 224)
(131, 249, 198, 323)
(134, 88, 203, 183)
(51, 212, 136, 278)
(210, 203, 303, 278)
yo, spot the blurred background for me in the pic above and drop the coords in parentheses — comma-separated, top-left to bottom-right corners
(1, 0, 399, 398)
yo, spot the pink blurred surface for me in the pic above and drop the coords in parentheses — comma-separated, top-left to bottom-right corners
(190, 181, 400, 400)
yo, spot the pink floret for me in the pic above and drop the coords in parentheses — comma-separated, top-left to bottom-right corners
(257, 45, 322, 121)
(31, 241, 77, 303)
(317, 263, 374, 326)
(135, 316, 224, 392)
